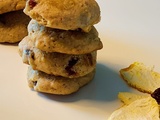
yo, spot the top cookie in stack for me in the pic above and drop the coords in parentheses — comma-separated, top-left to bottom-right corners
(19, 0, 103, 95)
(0, 0, 30, 43)
(24, 0, 100, 32)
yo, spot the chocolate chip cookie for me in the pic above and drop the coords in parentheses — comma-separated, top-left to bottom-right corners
(27, 66, 95, 95)
(19, 36, 97, 78)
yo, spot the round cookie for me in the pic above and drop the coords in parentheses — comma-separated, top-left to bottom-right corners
(0, 0, 26, 14)
(27, 66, 95, 95)
(24, 0, 100, 32)
(0, 10, 30, 43)
(19, 36, 97, 78)
(28, 19, 103, 54)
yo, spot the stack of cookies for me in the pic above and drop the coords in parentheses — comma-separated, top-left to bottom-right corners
(18, 0, 103, 95)
(0, 0, 30, 43)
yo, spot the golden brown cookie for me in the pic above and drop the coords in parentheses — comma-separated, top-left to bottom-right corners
(27, 66, 95, 95)
(24, 0, 100, 32)
(19, 36, 97, 78)
(28, 19, 103, 54)
(0, 10, 30, 43)
(0, 0, 26, 14)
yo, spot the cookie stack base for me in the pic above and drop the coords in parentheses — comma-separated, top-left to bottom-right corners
(27, 66, 95, 95)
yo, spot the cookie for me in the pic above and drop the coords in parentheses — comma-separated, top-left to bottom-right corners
(0, 10, 30, 43)
(19, 36, 97, 78)
(0, 0, 26, 14)
(120, 62, 160, 94)
(28, 19, 103, 54)
(24, 0, 100, 32)
(27, 66, 95, 95)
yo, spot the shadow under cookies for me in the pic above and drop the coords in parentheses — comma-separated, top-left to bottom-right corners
(0, 36, 129, 103)
(38, 63, 130, 102)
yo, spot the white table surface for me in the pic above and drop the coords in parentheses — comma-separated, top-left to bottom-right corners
(0, 0, 160, 120)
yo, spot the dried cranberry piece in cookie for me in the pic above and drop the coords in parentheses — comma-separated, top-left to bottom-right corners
(29, 0, 37, 9)
(65, 57, 79, 76)
(151, 88, 160, 104)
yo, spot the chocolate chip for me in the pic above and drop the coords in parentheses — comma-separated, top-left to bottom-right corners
(29, 0, 37, 9)
(32, 81, 37, 86)
(30, 52, 35, 60)
(151, 88, 160, 104)
(65, 57, 79, 76)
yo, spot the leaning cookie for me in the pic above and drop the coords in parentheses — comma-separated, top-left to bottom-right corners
(19, 36, 97, 78)
(28, 19, 103, 54)
(27, 66, 95, 95)
(0, 0, 26, 14)
(0, 10, 30, 43)
(24, 0, 100, 32)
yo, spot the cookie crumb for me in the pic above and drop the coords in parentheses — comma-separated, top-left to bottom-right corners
(29, 0, 37, 9)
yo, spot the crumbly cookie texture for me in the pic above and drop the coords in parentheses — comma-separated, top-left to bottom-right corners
(108, 97, 159, 120)
(28, 19, 103, 54)
(24, 0, 100, 32)
(19, 36, 97, 78)
(27, 66, 95, 95)
(0, 10, 30, 43)
(120, 62, 160, 94)
(0, 0, 26, 14)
